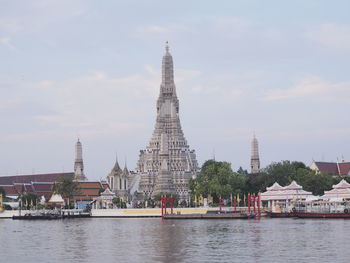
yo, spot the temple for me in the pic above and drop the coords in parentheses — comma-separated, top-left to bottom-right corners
(74, 138, 87, 181)
(135, 43, 198, 201)
(106, 157, 130, 200)
(250, 135, 260, 174)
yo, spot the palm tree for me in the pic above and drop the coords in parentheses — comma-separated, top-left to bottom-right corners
(54, 177, 81, 208)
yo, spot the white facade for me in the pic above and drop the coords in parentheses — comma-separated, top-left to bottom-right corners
(261, 181, 314, 208)
(322, 179, 350, 201)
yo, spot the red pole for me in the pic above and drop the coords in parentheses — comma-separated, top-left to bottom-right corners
(248, 194, 250, 213)
(253, 195, 256, 213)
(219, 199, 222, 211)
(170, 196, 174, 214)
(161, 197, 164, 218)
(234, 197, 237, 212)
(258, 194, 261, 218)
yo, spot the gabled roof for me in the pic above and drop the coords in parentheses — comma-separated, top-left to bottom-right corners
(266, 182, 283, 191)
(0, 185, 18, 196)
(283, 180, 302, 190)
(101, 188, 115, 197)
(313, 161, 350, 175)
(314, 162, 339, 174)
(0, 172, 74, 185)
(339, 163, 350, 175)
(48, 194, 64, 203)
(332, 179, 350, 189)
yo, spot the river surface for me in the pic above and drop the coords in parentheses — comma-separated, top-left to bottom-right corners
(0, 218, 349, 263)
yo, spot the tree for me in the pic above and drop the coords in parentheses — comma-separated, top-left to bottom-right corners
(0, 187, 6, 202)
(54, 177, 80, 208)
(191, 160, 243, 202)
(21, 192, 40, 208)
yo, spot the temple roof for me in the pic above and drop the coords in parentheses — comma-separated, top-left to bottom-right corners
(0, 172, 74, 185)
(332, 179, 350, 189)
(284, 180, 302, 190)
(48, 194, 64, 203)
(266, 182, 283, 191)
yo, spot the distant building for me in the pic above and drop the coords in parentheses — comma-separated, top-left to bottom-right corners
(74, 138, 87, 181)
(310, 161, 350, 176)
(0, 173, 73, 201)
(0, 138, 90, 200)
(250, 135, 260, 174)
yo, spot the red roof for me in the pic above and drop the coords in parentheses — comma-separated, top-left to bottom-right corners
(0, 172, 74, 185)
(339, 163, 350, 175)
(0, 185, 18, 196)
(315, 162, 339, 174)
(315, 162, 350, 175)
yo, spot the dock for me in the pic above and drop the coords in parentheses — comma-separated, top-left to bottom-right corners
(163, 212, 255, 219)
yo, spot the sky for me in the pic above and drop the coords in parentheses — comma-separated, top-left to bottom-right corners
(1, 0, 350, 180)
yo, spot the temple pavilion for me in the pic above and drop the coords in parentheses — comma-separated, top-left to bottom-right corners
(322, 179, 350, 201)
(261, 181, 314, 208)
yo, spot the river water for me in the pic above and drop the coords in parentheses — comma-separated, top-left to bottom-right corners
(0, 218, 349, 263)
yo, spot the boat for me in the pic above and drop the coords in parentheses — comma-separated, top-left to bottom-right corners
(266, 211, 295, 218)
(294, 208, 350, 219)
(163, 210, 256, 219)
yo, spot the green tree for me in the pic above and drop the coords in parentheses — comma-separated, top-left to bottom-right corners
(0, 187, 6, 201)
(54, 177, 80, 208)
(295, 170, 336, 195)
(21, 192, 40, 208)
(191, 160, 243, 202)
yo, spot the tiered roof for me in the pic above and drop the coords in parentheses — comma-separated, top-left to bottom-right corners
(261, 181, 313, 201)
(323, 179, 350, 200)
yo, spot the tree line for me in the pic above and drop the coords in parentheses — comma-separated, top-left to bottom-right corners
(189, 159, 348, 203)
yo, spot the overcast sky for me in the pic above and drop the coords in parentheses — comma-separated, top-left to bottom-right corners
(1, 0, 349, 180)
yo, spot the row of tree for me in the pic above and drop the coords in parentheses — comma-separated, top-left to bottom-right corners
(190, 159, 348, 202)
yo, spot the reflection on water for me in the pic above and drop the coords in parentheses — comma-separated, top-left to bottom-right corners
(1, 218, 350, 263)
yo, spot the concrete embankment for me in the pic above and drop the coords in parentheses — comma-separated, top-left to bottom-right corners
(91, 207, 212, 218)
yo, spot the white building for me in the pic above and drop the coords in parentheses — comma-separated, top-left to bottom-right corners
(261, 181, 315, 208)
(322, 179, 350, 201)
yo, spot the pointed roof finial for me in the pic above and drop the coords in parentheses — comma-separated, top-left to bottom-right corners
(165, 41, 169, 53)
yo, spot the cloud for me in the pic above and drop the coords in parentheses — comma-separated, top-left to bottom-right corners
(305, 23, 350, 52)
(262, 76, 350, 101)
(0, 37, 16, 50)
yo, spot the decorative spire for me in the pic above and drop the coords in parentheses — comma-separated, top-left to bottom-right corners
(251, 134, 260, 174)
(74, 138, 87, 181)
(161, 41, 174, 88)
(112, 153, 122, 173)
(165, 41, 169, 53)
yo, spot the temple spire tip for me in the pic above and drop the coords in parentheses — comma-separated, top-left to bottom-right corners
(165, 41, 169, 53)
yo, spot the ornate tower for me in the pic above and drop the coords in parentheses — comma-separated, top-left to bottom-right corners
(74, 138, 87, 181)
(136, 43, 198, 200)
(250, 135, 260, 174)
(107, 156, 129, 199)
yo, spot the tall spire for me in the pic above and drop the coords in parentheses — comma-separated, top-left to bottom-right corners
(161, 41, 175, 93)
(74, 138, 87, 181)
(137, 44, 198, 201)
(251, 134, 260, 174)
(112, 153, 122, 172)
